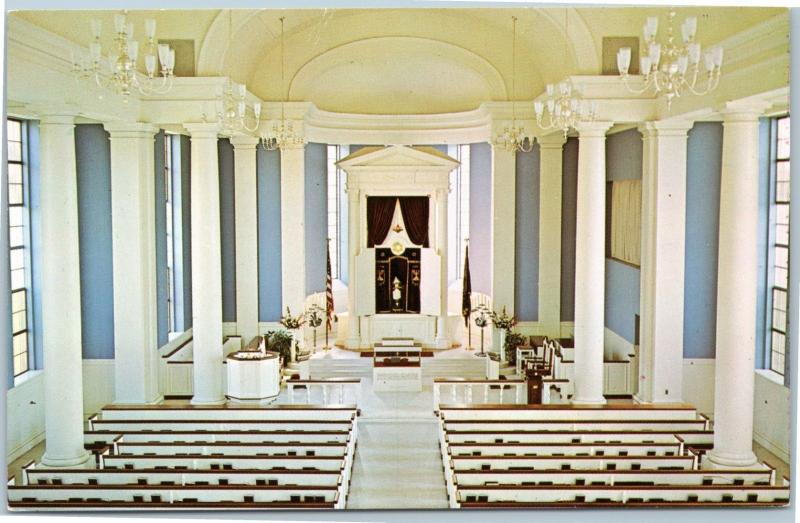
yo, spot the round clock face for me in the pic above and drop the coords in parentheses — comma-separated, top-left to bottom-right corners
(391, 242, 405, 256)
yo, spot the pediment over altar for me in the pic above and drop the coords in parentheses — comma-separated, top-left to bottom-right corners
(337, 145, 459, 173)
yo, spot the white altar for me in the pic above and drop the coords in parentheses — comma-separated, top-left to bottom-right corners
(337, 146, 459, 349)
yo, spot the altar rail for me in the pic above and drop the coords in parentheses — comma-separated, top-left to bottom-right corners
(433, 379, 526, 412)
(287, 379, 362, 407)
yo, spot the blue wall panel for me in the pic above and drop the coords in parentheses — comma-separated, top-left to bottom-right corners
(305, 143, 328, 295)
(257, 147, 283, 321)
(560, 137, 578, 321)
(469, 143, 492, 295)
(604, 129, 643, 342)
(74, 124, 115, 359)
(683, 122, 723, 359)
(154, 131, 168, 346)
(514, 145, 540, 321)
(177, 135, 193, 330)
(218, 139, 237, 322)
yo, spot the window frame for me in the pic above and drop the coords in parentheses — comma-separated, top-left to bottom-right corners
(765, 114, 790, 377)
(7, 117, 33, 378)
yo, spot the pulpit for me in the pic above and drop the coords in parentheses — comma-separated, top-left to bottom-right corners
(524, 343, 554, 405)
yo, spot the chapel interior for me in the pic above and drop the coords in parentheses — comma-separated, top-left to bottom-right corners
(1, 4, 794, 513)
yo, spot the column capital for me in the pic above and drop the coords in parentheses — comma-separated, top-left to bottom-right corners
(719, 100, 772, 122)
(103, 121, 159, 138)
(537, 132, 568, 149)
(575, 121, 613, 138)
(38, 113, 77, 127)
(29, 103, 80, 125)
(638, 119, 694, 138)
(229, 134, 261, 149)
(183, 122, 220, 139)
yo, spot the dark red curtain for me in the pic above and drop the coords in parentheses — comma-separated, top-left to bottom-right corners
(367, 196, 397, 247)
(399, 196, 429, 247)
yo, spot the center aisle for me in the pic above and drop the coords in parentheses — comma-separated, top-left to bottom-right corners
(344, 377, 449, 509)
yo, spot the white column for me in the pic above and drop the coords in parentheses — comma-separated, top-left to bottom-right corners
(39, 113, 90, 467)
(572, 121, 613, 405)
(345, 187, 361, 349)
(706, 104, 767, 468)
(636, 121, 693, 404)
(280, 145, 306, 316)
(490, 145, 515, 354)
(230, 135, 260, 343)
(105, 123, 161, 405)
(185, 123, 225, 405)
(537, 133, 567, 338)
(435, 187, 450, 348)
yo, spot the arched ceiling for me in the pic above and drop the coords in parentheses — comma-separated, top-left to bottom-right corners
(10, 6, 785, 115)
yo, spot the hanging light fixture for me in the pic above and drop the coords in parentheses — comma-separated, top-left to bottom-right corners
(534, 9, 597, 137)
(72, 11, 175, 99)
(261, 17, 305, 150)
(493, 16, 534, 153)
(616, 10, 723, 109)
(216, 10, 261, 134)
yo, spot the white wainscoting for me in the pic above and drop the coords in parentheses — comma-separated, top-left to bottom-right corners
(82, 359, 115, 414)
(753, 370, 790, 462)
(6, 359, 116, 463)
(681, 358, 715, 416)
(6, 370, 45, 462)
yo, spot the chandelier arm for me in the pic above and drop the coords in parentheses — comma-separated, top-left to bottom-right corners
(619, 74, 652, 96)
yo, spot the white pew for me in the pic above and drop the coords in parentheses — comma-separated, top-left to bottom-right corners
(454, 483, 791, 506)
(89, 420, 353, 433)
(85, 431, 352, 445)
(443, 420, 708, 432)
(452, 469, 775, 487)
(97, 405, 358, 422)
(447, 442, 684, 457)
(101, 455, 345, 472)
(115, 442, 346, 457)
(439, 405, 701, 421)
(443, 431, 713, 446)
(450, 455, 697, 471)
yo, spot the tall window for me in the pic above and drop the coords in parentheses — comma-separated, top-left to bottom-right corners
(327, 145, 348, 279)
(7, 119, 31, 377)
(164, 134, 176, 333)
(448, 144, 470, 281)
(767, 115, 790, 376)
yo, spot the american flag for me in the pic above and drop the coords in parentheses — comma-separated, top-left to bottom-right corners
(326, 240, 334, 331)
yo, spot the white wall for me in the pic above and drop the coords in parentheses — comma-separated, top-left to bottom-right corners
(681, 358, 790, 463)
(5, 360, 115, 463)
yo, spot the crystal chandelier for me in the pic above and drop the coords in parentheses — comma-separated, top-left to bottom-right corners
(72, 11, 175, 98)
(261, 17, 306, 151)
(534, 10, 596, 137)
(216, 11, 260, 134)
(492, 16, 534, 153)
(616, 10, 723, 109)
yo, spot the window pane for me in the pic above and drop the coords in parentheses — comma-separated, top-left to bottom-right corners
(12, 310, 27, 333)
(775, 267, 788, 289)
(776, 224, 789, 246)
(775, 246, 789, 268)
(776, 203, 789, 225)
(9, 248, 24, 270)
(773, 288, 787, 310)
(10, 268, 25, 290)
(773, 309, 786, 332)
(11, 290, 26, 312)
(7, 141, 21, 162)
(8, 183, 23, 205)
(6, 119, 21, 141)
(9, 226, 23, 248)
(9, 206, 23, 227)
(14, 353, 28, 376)
(776, 180, 790, 203)
(13, 332, 27, 356)
(777, 160, 790, 182)
(8, 162, 22, 184)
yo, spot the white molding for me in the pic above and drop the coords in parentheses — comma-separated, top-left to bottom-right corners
(604, 327, 634, 361)
(157, 328, 193, 357)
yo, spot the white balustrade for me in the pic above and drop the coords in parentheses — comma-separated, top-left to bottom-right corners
(287, 379, 361, 407)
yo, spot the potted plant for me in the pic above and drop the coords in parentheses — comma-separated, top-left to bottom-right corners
(489, 306, 517, 363)
(265, 330, 293, 367)
(279, 307, 305, 362)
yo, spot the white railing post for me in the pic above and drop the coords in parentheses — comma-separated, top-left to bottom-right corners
(289, 383, 295, 403)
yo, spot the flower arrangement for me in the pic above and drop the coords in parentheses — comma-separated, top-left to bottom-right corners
(489, 306, 517, 331)
(279, 307, 305, 330)
(265, 330, 293, 366)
